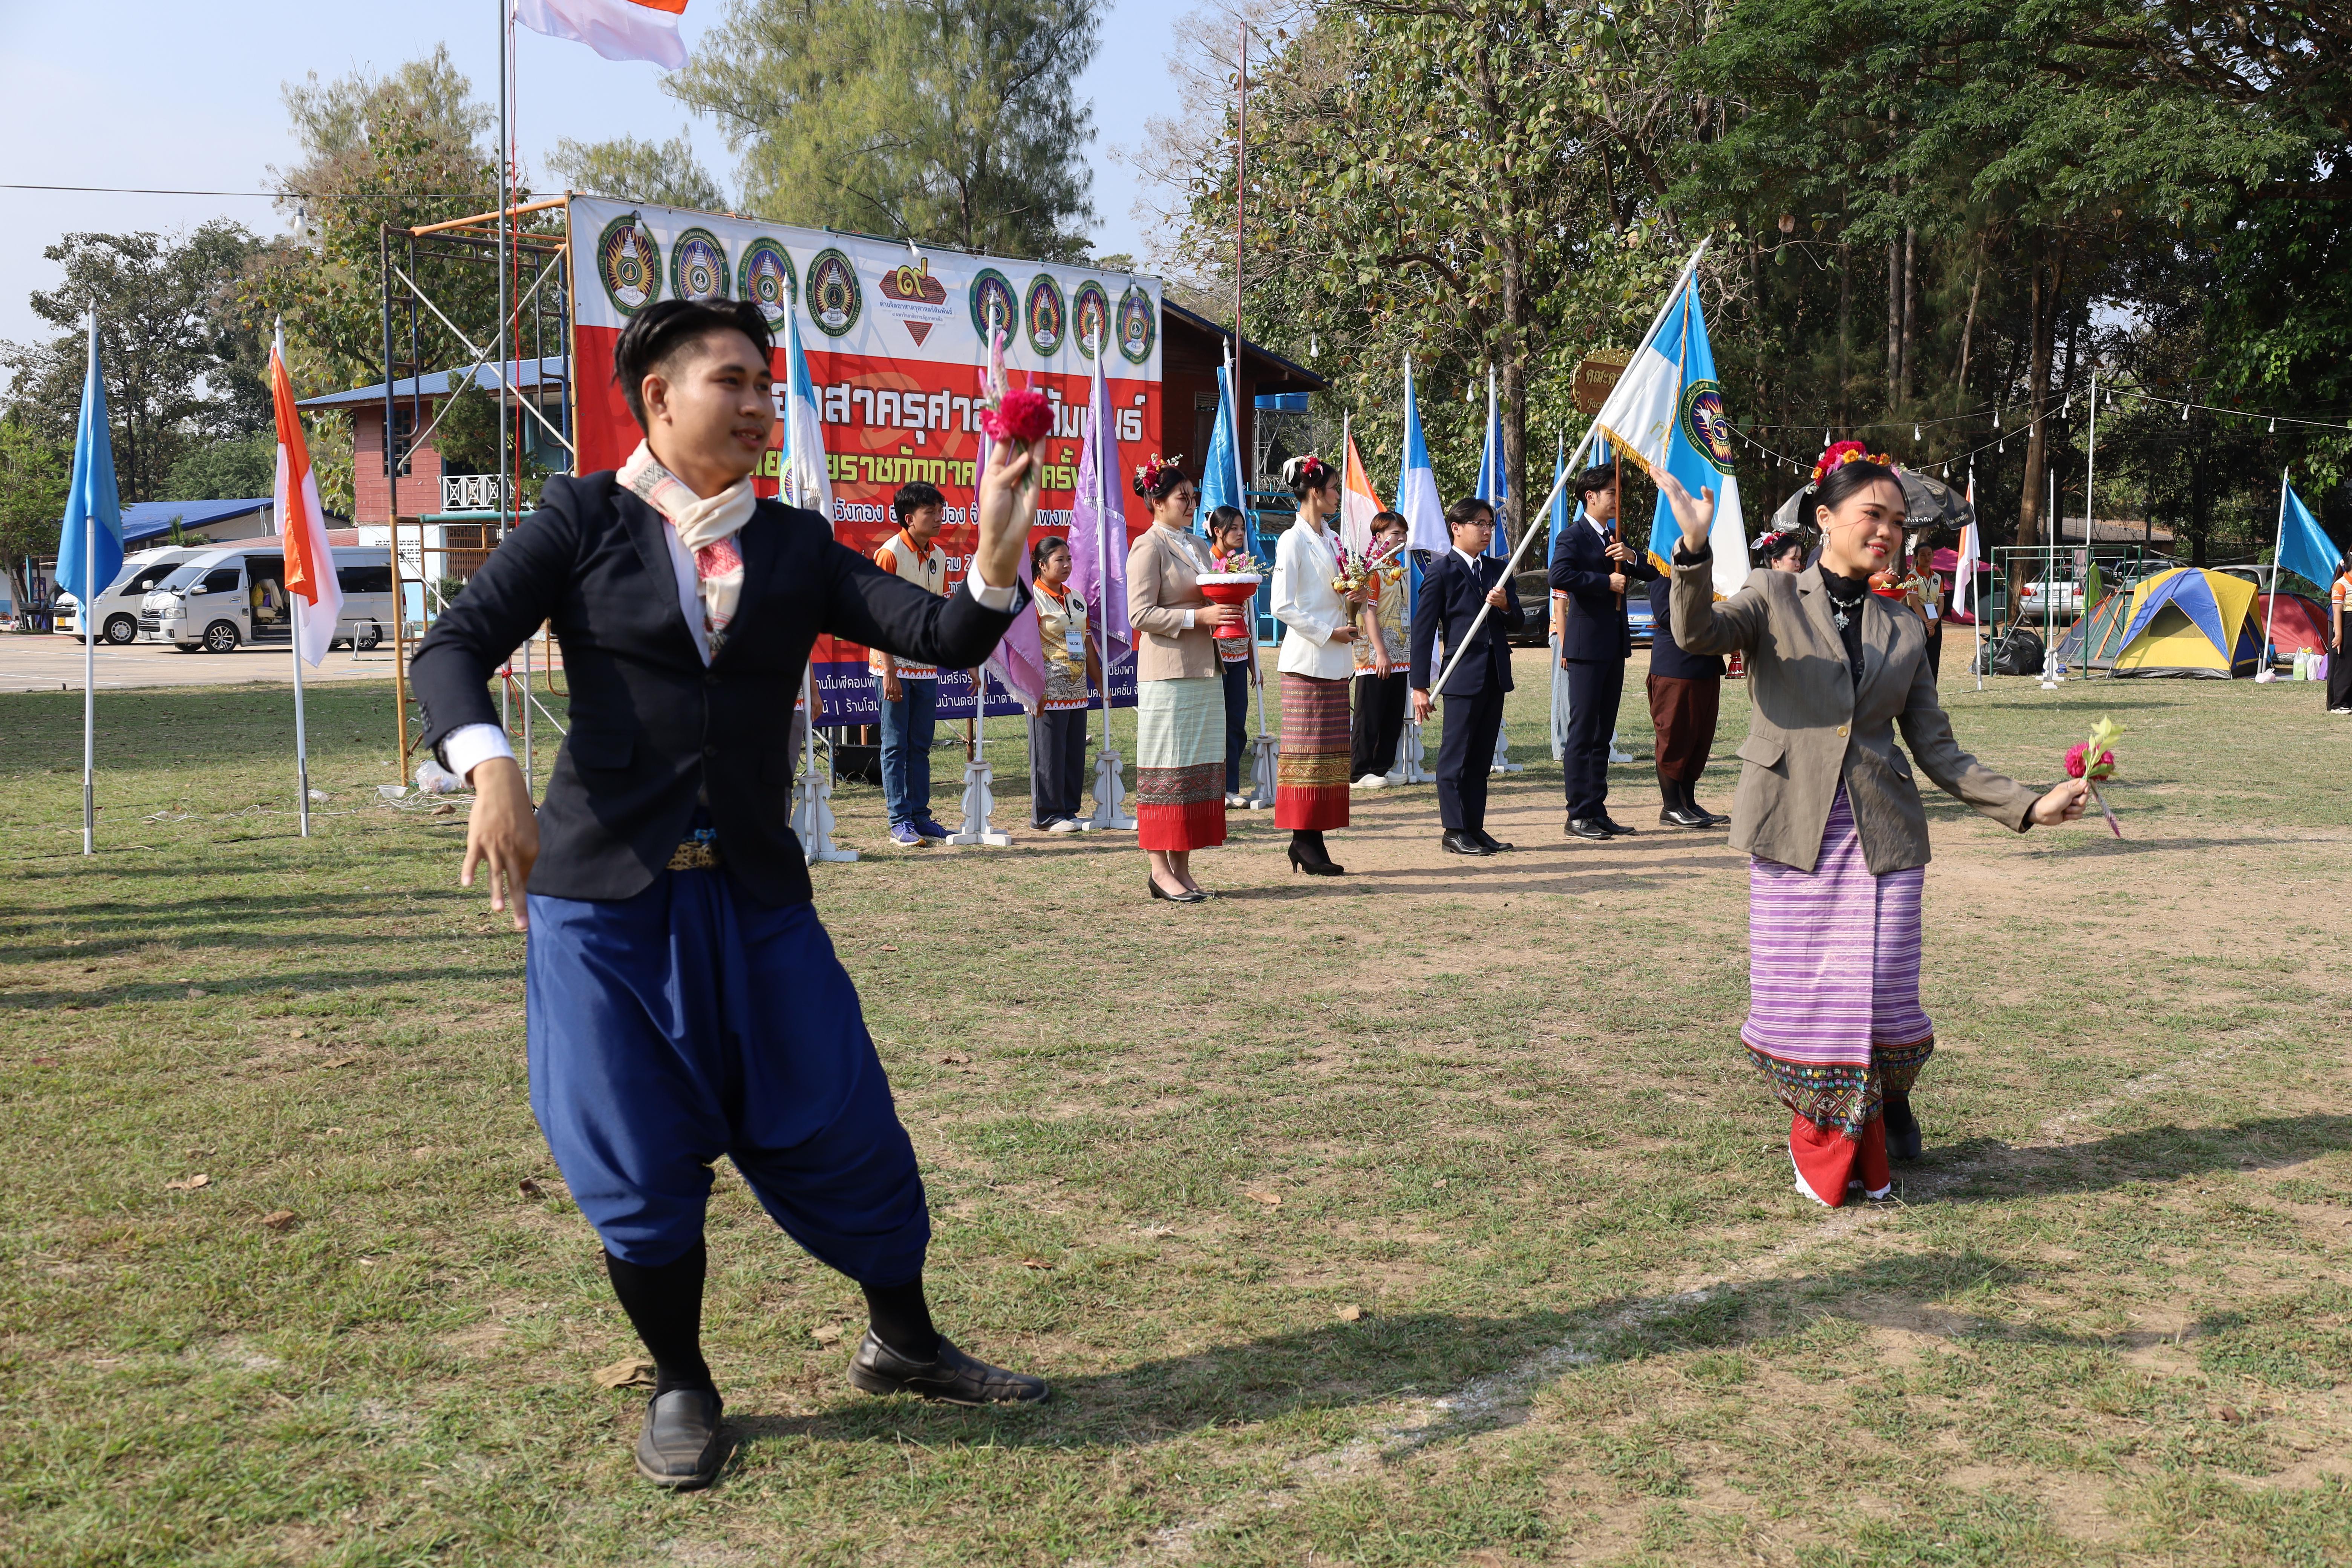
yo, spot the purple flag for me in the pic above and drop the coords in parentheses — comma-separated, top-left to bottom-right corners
(1067, 351, 1132, 655)
(974, 392, 1049, 714)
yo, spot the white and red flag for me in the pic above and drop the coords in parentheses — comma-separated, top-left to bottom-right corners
(1339, 420, 1387, 558)
(513, 0, 688, 69)
(271, 324, 341, 668)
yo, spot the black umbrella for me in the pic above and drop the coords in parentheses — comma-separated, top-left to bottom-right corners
(1770, 466, 1977, 541)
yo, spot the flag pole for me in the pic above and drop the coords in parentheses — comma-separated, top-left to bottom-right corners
(80, 309, 97, 857)
(2080, 367, 2096, 678)
(2266, 467, 2288, 678)
(1430, 240, 1709, 697)
(292, 596, 311, 836)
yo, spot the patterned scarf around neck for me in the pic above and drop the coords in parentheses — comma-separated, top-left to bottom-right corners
(619, 440, 756, 653)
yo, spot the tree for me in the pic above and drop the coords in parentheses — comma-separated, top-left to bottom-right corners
(0, 414, 69, 612)
(164, 431, 277, 502)
(671, 0, 1100, 259)
(0, 222, 263, 505)
(546, 130, 730, 211)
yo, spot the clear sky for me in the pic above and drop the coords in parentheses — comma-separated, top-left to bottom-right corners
(0, 0, 1178, 359)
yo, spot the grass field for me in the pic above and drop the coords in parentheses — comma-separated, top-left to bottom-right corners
(4, 652, 2349, 1566)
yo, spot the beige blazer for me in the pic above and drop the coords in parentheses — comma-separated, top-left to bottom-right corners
(1670, 560, 2037, 874)
(1126, 523, 1220, 682)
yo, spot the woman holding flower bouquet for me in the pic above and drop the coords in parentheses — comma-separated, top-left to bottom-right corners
(1663, 444, 2091, 1207)
(1351, 510, 1413, 786)
(1271, 454, 1368, 875)
(1126, 457, 1238, 902)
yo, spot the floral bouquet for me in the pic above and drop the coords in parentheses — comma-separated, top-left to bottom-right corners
(2065, 715, 2124, 837)
(976, 323, 1051, 493)
(1211, 550, 1271, 577)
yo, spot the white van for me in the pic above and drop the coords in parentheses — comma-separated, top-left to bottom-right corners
(139, 545, 395, 654)
(53, 547, 209, 644)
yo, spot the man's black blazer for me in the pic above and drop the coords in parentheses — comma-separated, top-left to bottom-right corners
(409, 472, 1021, 906)
(1409, 550, 1525, 697)
(1549, 516, 1660, 661)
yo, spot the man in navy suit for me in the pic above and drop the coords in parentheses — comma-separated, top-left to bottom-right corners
(1549, 462, 1658, 839)
(1411, 496, 1527, 855)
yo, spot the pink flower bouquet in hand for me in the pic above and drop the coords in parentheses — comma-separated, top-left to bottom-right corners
(2065, 716, 2124, 837)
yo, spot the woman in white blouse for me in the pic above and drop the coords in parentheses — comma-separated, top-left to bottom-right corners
(1271, 454, 1369, 875)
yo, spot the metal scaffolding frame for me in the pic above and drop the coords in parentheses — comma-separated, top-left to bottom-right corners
(379, 198, 577, 794)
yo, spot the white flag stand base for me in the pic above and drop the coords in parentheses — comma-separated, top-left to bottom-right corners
(1607, 731, 1634, 765)
(946, 759, 1012, 847)
(1246, 733, 1281, 808)
(1489, 721, 1524, 775)
(1390, 719, 1430, 785)
(793, 767, 859, 864)
(1089, 748, 1138, 830)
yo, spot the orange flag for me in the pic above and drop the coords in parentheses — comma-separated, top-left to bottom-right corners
(271, 324, 342, 666)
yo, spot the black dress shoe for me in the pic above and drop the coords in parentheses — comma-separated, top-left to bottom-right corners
(849, 1331, 1051, 1406)
(1441, 829, 1492, 855)
(635, 1386, 726, 1489)
(1473, 829, 1514, 852)
(1658, 805, 1712, 828)
(1565, 817, 1612, 841)
(1596, 816, 1639, 836)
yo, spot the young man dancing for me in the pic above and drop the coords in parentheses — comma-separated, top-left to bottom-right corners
(412, 298, 1048, 1492)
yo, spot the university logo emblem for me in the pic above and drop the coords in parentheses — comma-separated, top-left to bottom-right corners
(968, 268, 1017, 341)
(669, 228, 729, 302)
(877, 256, 951, 345)
(1072, 282, 1111, 358)
(1680, 379, 1736, 475)
(1116, 285, 1156, 364)
(1024, 274, 1066, 357)
(596, 212, 663, 316)
(737, 239, 796, 326)
(805, 248, 862, 337)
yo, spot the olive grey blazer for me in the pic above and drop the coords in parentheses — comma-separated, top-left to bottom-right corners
(1669, 558, 2038, 874)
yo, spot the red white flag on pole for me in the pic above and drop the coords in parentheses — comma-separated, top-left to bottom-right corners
(513, 0, 688, 69)
(271, 325, 341, 667)
(1340, 425, 1387, 557)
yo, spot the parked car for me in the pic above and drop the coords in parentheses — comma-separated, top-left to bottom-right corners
(52, 547, 208, 644)
(2015, 577, 2087, 618)
(1508, 562, 1654, 646)
(138, 545, 394, 652)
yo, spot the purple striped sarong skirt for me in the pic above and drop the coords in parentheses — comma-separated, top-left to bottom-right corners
(1741, 785, 1934, 1138)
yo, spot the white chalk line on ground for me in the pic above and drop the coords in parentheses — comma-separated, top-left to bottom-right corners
(1101, 1032, 2277, 1566)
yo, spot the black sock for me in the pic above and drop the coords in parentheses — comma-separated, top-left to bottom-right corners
(1657, 767, 1678, 808)
(862, 1277, 940, 1361)
(604, 1243, 715, 1397)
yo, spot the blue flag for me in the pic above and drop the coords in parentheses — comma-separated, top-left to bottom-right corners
(1474, 368, 1509, 557)
(57, 315, 123, 606)
(1629, 286, 1745, 574)
(2278, 478, 2340, 594)
(1199, 360, 1245, 539)
(1396, 357, 1446, 556)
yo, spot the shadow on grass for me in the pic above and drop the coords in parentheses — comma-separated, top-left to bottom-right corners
(1902, 1114, 2352, 1205)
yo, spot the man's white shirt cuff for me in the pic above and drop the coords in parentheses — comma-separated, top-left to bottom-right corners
(442, 723, 515, 783)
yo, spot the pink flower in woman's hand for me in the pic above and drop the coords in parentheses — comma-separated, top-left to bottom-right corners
(2064, 742, 2116, 780)
(982, 387, 1052, 444)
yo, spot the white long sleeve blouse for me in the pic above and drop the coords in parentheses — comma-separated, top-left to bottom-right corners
(1272, 519, 1355, 680)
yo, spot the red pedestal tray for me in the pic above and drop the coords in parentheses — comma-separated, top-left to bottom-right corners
(1196, 573, 1263, 639)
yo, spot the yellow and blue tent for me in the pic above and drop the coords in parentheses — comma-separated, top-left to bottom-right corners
(2100, 567, 2262, 678)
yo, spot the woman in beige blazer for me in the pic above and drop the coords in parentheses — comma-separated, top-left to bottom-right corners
(1661, 452, 2089, 1206)
(1125, 458, 1243, 902)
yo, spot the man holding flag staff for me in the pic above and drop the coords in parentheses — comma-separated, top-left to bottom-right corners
(1550, 462, 1657, 839)
(413, 297, 1049, 1492)
(1411, 497, 1525, 855)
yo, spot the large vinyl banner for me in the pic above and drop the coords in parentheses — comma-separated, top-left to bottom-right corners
(567, 196, 1160, 723)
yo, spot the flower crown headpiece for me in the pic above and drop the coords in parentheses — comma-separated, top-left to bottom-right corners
(1810, 439, 1897, 488)
(1752, 527, 1799, 556)
(1132, 452, 1187, 497)
(1283, 453, 1333, 490)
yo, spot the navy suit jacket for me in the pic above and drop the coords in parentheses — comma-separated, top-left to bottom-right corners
(1549, 516, 1660, 662)
(1410, 550, 1525, 697)
(410, 472, 1021, 906)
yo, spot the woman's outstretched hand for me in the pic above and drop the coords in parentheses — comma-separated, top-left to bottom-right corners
(1658, 470, 1716, 553)
(2029, 776, 2091, 827)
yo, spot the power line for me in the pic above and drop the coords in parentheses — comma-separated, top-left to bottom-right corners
(0, 184, 501, 201)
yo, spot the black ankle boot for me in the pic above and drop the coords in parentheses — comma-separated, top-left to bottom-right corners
(1288, 830, 1344, 876)
(1883, 1094, 1923, 1162)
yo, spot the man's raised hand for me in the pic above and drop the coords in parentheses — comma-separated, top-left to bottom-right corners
(973, 435, 1046, 590)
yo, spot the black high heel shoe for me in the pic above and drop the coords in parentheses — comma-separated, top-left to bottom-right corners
(1148, 875, 1207, 903)
(1287, 841, 1346, 877)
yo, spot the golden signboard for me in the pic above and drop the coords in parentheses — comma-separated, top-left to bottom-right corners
(1572, 349, 1632, 415)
